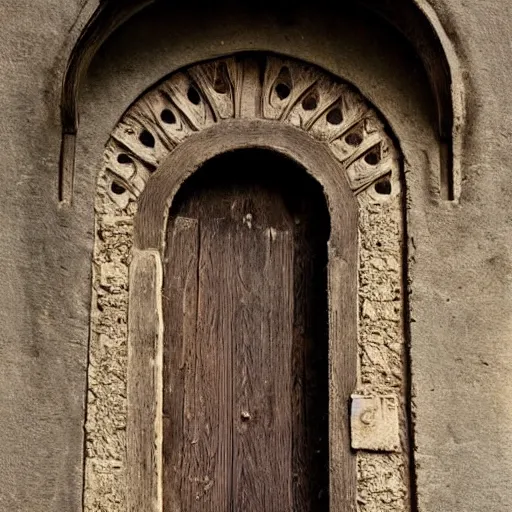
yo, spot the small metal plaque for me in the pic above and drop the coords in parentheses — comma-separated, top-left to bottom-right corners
(350, 394, 400, 452)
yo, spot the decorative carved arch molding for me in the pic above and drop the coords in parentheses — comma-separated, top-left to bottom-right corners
(86, 55, 409, 511)
(61, 0, 464, 204)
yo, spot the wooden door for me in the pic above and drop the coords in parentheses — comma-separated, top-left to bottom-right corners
(162, 149, 330, 512)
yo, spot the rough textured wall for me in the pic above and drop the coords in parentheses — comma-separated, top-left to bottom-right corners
(2, 1, 512, 511)
(85, 165, 408, 512)
(408, 1, 512, 510)
(357, 195, 408, 512)
(85, 194, 134, 511)
(0, 1, 95, 511)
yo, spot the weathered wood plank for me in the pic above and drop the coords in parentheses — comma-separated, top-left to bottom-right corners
(157, 146, 357, 511)
(162, 217, 199, 512)
(184, 218, 233, 510)
(232, 223, 294, 511)
(329, 252, 358, 511)
(126, 249, 163, 512)
(164, 217, 235, 510)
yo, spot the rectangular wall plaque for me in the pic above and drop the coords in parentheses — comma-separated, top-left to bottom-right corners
(350, 394, 400, 452)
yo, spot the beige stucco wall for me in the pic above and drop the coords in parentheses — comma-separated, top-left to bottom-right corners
(0, 1, 511, 511)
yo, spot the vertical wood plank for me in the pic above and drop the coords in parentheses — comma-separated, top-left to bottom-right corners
(126, 249, 163, 512)
(162, 217, 199, 512)
(232, 224, 294, 512)
(189, 218, 233, 511)
(329, 252, 358, 511)
(164, 217, 234, 511)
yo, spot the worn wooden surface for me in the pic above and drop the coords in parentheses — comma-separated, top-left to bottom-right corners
(131, 121, 358, 511)
(230, 220, 293, 511)
(126, 250, 163, 512)
(328, 254, 357, 511)
(134, 119, 358, 254)
(161, 217, 201, 511)
(162, 150, 338, 510)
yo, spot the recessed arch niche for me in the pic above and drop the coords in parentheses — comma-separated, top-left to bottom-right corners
(61, 0, 464, 203)
(86, 54, 409, 511)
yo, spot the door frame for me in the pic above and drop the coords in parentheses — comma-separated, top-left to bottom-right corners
(126, 118, 359, 511)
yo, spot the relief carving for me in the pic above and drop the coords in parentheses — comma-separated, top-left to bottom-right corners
(104, 55, 400, 212)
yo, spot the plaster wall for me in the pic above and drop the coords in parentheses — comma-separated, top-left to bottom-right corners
(0, 1, 511, 511)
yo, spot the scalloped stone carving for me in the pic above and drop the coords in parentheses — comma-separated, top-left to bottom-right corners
(104, 55, 400, 211)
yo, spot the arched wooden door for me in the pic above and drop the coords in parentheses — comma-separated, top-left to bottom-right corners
(128, 120, 359, 512)
(162, 149, 330, 511)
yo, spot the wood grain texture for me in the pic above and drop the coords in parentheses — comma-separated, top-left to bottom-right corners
(131, 122, 358, 511)
(161, 151, 342, 511)
(231, 222, 294, 512)
(192, 219, 234, 511)
(163, 215, 238, 511)
(162, 217, 200, 512)
(126, 249, 163, 512)
(329, 253, 358, 511)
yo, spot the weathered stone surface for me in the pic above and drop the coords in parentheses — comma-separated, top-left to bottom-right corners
(85, 54, 408, 510)
(351, 395, 400, 452)
(355, 191, 409, 510)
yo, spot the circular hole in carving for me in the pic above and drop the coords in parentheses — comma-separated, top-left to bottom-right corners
(326, 107, 343, 125)
(374, 177, 392, 195)
(161, 109, 176, 124)
(302, 94, 318, 111)
(117, 153, 132, 164)
(345, 132, 363, 146)
(139, 130, 155, 148)
(274, 66, 292, 100)
(275, 83, 291, 100)
(213, 62, 230, 94)
(364, 150, 381, 165)
(213, 78, 228, 94)
(111, 181, 126, 195)
(187, 86, 201, 105)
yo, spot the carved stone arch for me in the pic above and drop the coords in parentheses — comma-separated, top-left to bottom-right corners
(87, 54, 410, 512)
(61, 0, 464, 203)
(103, 55, 401, 213)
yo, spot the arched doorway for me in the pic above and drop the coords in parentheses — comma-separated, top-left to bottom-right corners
(162, 149, 330, 510)
(87, 54, 408, 512)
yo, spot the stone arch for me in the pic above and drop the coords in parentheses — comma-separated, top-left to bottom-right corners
(61, 0, 464, 203)
(87, 54, 409, 512)
(103, 54, 400, 217)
